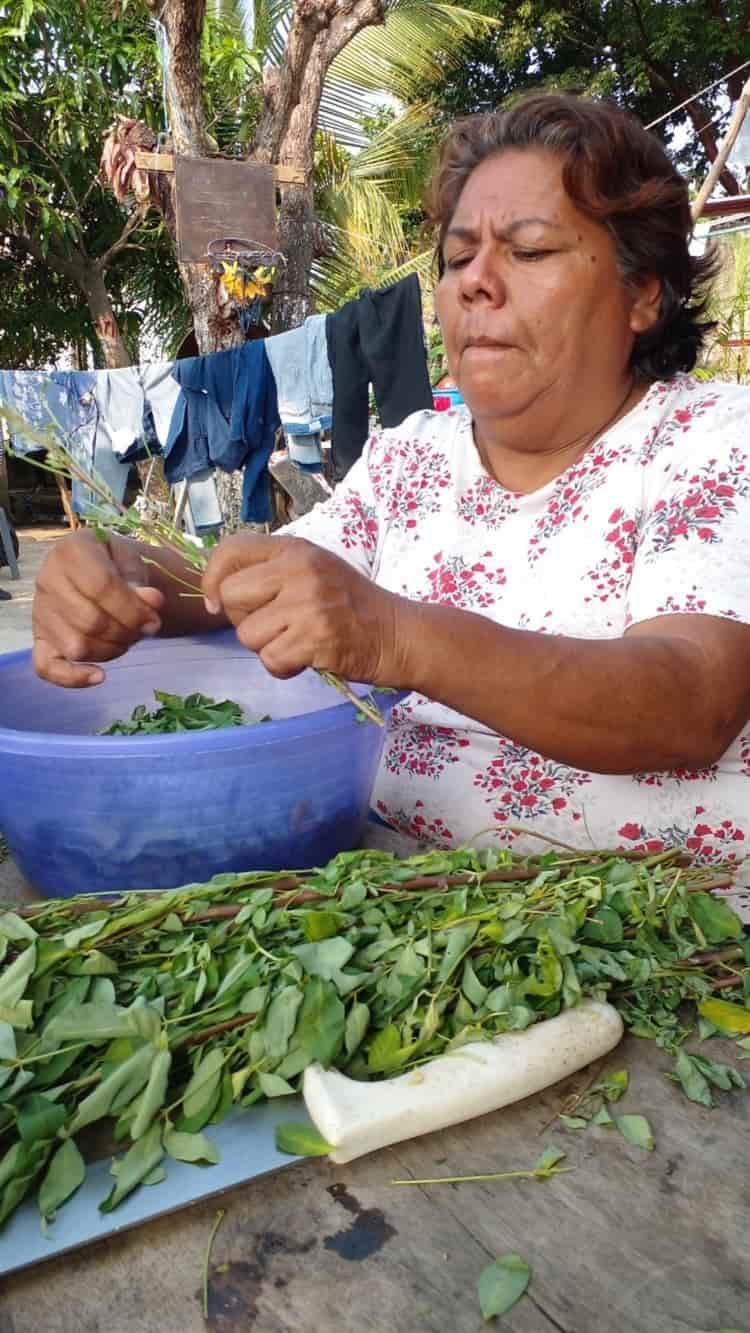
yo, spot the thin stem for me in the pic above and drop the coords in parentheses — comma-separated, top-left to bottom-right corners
(175, 1013, 256, 1051)
(391, 1167, 572, 1186)
(203, 1209, 226, 1319)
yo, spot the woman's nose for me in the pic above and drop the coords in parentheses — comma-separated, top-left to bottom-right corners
(459, 251, 506, 305)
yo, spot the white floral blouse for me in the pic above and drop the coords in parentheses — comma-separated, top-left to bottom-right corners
(287, 374, 750, 919)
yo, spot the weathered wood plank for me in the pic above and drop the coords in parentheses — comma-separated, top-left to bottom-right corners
(134, 151, 306, 185)
(175, 157, 278, 263)
(1, 1033, 747, 1333)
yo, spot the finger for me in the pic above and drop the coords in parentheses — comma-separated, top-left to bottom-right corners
(258, 628, 310, 681)
(215, 564, 286, 625)
(33, 586, 146, 651)
(132, 585, 165, 620)
(233, 604, 291, 656)
(202, 533, 286, 613)
(65, 558, 162, 637)
(32, 638, 105, 689)
(33, 604, 139, 669)
(37, 531, 160, 638)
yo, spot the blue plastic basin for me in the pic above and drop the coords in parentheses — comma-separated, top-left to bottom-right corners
(0, 632, 403, 896)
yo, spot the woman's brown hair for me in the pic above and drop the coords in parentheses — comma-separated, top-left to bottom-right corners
(426, 92, 717, 381)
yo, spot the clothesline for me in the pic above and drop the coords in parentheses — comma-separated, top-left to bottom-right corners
(0, 275, 433, 530)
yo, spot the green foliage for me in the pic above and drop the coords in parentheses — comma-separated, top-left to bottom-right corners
(405, 0, 750, 186)
(0, 844, 746, 1232)
(98, 691, 257, 736)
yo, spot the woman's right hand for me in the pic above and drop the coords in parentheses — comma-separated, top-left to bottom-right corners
(32, 530, 165, 687)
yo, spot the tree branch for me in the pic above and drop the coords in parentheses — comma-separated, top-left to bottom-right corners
(9, 228, 84, 285)
(94, 206, 147, 273)
(9, 118, 83, 226)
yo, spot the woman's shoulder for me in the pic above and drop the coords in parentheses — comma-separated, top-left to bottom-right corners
(648, 373, 749, 428)
(364, 406, 470, 471)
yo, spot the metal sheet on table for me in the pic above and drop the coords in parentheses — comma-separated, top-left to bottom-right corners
(0, 1098, 313, 1278)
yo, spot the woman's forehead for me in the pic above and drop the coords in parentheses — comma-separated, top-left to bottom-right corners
(451, 148, 576, 230)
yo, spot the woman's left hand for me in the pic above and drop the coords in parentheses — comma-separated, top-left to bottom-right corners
(202, 533, 411, 684)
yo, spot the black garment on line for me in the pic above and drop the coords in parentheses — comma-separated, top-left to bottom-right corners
(326, 273, 433, 480)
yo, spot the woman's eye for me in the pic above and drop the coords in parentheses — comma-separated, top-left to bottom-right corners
(443, 254, 472, 270)
(513, 248, 553, 262)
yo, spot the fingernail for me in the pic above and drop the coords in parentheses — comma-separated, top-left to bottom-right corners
(204, 598, 220, 615)
(86, 669, 104, 685)
(142, 621, 160, 637)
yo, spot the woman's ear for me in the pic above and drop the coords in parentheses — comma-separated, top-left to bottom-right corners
(629, 274, 662, 334)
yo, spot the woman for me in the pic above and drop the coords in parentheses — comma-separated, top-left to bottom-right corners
(32, 94, 750, 914)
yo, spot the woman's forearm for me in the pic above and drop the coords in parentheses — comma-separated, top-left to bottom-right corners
(109, 535, 230, 636)
(397, 601, 733, 774)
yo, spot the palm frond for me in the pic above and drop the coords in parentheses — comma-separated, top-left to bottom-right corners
(329, 0, 499, 101)
(206, 0, 257, 46)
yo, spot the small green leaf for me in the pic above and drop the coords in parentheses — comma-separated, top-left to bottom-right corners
(294, 977, 345, 1066)
(688, 893, 744, 944)
(0, 944, 36, 1009)
(559, 1114, 588, 1131)
(38, 1139, 85, 1221)
(591, 1106, 614, 1126)
(257, 1071, 296, 1098)
(367, 1023, 402, 1073)
(0, 1021, 16, 1062)
(478, 1253, 531, 1320)
(16, 1093, 67, 1145)
(698, 998, 750, 1035)
(673, 1050, 713, 1108)
(130, 1049, 171, 1139)
(345, 1002, 370, 1058)
(462, 957, 489, 1007)
(264, 986, 303, 1061)
(291, 938, 355, 981)
(99, 1121, 164, 1213)
(163, 1128, 219, 1165)
(533, 1147, 566, 1173)
(615, 1115, 655, 1151)
(0, 1001, 33, 1029)
(303, 911, 340, 942)
(63, 919, 107, 950)
(274, 1123, 332, 1157)
(182, 1048, 224, 1120)
(0, 912, 37, 942)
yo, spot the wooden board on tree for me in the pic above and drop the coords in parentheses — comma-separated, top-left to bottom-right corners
(174, 157, 278, 263)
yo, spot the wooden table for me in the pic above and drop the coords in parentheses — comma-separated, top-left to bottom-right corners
(0, 844, 748, 1332)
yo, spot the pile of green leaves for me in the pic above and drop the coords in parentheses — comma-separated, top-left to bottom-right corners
(98, 691, 262, 736)
(0, 844, 747, 1230)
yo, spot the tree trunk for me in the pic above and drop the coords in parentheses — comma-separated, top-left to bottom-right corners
(80, 265, 130, 369)
(154, 0, 386, 523)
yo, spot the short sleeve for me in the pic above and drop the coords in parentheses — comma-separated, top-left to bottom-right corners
(626, 392, 750, 628)
(279, 439, 381, 578)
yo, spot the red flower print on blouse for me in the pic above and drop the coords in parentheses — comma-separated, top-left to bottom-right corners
(369, 435, 452, 532)
(375, 799, 456, 845)
(318, 491, 379, 555)
(639, 447, 749, 555)
(528, 444, 626, 564)
(382, 724, 471, 781)
(632, 760, 719, 788)
(422, 550, 507, 611)
(617, 812, 746, 866)
(583, 506, 642, 604)
(739, 730, 750, 778)
(456, 476, 520, 528)
(474, 740, 591, 823)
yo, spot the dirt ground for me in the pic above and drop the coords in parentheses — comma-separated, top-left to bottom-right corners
(0, 527, 65, 902)
(0, 525, 64, 655)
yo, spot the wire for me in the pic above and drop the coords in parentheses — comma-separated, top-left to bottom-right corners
(645, 59, 750, 130)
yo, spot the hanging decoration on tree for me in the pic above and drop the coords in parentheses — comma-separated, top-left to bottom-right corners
(206, 237, 285, 332)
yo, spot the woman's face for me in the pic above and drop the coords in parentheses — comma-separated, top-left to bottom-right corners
(435, 148, 658, 429)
